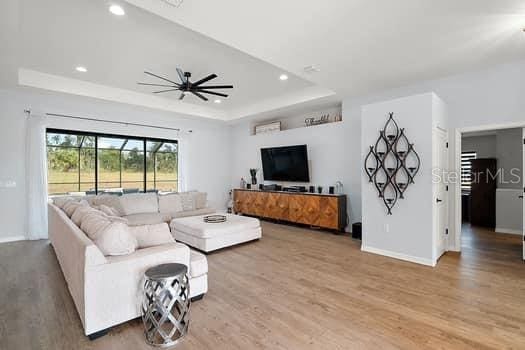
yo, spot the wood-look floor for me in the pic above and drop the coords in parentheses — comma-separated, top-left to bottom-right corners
(1, 222, 525, 349)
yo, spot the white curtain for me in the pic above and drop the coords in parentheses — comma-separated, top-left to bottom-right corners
(177, 131, 191, 192)
(26, 115, 49, 240)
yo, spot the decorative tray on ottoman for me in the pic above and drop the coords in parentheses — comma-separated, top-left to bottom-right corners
(203, 215, 227, 223)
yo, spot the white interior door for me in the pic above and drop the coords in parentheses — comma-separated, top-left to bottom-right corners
(433, 128, 449, 260)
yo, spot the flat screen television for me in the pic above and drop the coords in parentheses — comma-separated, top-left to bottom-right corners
(260, 145, 310, 182)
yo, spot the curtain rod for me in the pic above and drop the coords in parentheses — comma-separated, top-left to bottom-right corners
(31, 111, 181, 132)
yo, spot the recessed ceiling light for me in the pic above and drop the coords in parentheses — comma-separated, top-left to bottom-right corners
(75, 66, 87, 73)
(279, 74, 288, 81)
(109, 4, 125, 16)
(214, 99, 222, 104)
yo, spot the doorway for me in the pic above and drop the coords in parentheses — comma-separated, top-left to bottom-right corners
(457, 127, 523, 260)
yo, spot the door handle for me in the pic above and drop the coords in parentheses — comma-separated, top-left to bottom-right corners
(436, 198, 443, 203)
(519, 195, 523, 199)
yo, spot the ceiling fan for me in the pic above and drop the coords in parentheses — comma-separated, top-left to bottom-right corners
(138, 69, 233, 101)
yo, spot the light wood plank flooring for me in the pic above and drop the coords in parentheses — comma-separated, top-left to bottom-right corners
(1, 222, 525, 349)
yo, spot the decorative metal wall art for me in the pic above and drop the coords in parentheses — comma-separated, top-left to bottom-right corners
(364, 112, 420, 215)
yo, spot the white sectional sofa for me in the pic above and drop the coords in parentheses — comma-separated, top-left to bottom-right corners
(88, 191, 215, 226)
(48, 192, 211, 338)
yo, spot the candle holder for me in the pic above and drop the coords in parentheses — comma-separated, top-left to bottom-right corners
(363, 112, 420, 215)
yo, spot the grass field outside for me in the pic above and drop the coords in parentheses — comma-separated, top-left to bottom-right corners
(48, 170, 178, 194)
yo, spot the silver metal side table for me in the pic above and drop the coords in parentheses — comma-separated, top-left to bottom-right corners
(142, 263, 190, 347)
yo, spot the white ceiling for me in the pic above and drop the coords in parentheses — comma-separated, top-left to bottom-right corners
(4, 0, 525, 122)
(14, 0, 334, 120)
(127, 0, 525, 98)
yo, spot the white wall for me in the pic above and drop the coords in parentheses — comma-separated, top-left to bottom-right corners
(495, 128, 522, 190)
(0, 87, 232, 241)
(342, 59, 525, 249)
(496, 189, 522, 234)
(230, 118, 352, 226)
(462, 135, 497, 158)
(361, 93, 438, 266)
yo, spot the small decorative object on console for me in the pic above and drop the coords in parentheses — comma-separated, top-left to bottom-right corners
(203, 215, 227, 223)
(249, 168, 258, 185)
(254, 121, 281, 135)
(226, 190, 233, 214)
(363, 112, 421, 215)
(317, 186, 323, 194)
(335, 181, 343, 194)
(305, 114, 330, 126)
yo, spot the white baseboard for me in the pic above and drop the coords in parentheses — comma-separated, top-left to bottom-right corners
(0, 235, 26, 244)
(495, 227, 522, 235)
(361, 245, 436, 267)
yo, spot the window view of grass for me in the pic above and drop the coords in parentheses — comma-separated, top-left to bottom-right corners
(47, 132, 178, 195)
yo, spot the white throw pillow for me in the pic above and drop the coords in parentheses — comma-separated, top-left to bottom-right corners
(90, 195, 124, 216)
(158, 193, 183, 213)
(63, 200, 89, 217)
(80, 211, 136, 256)
(179, 192, 195, 211)
(192, 192, 207, 209)
(71, 205, 96, 227)
(129, 223, 175, 248)
(119, 193, 159, 216)
(106, 215, 129, 224)
(98, 204, 121, 217)
(52, 196, 80, 209)
(81, 211, 112, 239)
(94, 222, 137, 256)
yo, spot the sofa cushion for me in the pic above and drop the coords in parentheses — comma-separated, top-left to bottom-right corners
(63, 200, 89, 217)
(189, 249, 208, 278)
(158, 193, 183, 214)
(179, 192, 195, 211)
(192, 192, 207, 210)
(98, 204, 121, 217)
(119, 193, 159, 216)
(93, 222, 137, 256)
(169, 208, 216, 219)
(71, 205, 96, 227)
(80, 211, 136, 256)
(88, 194, 125, 216)
(123, 212, 165, 226)
(129, 223, 175, 248)
(52, 195, 82, 209)
(81, 211, 112, 238)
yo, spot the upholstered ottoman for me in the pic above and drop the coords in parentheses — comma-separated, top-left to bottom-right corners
(170, 214, 262, 252)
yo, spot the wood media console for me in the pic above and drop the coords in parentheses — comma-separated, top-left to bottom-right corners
(233, 189, 347, 232)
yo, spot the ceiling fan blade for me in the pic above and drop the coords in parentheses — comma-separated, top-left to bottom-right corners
(191, 91, 209, 101)
(195, 85, 233, 89)
(179, 92, 185, 100)
(144, 71, 180, 86)
(176, 68, 186, 83)
(197, 90, 228, 98)
(153, 89, 180, 94)
(192, 74, 217, 86)
(138, 82, 176, 87)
